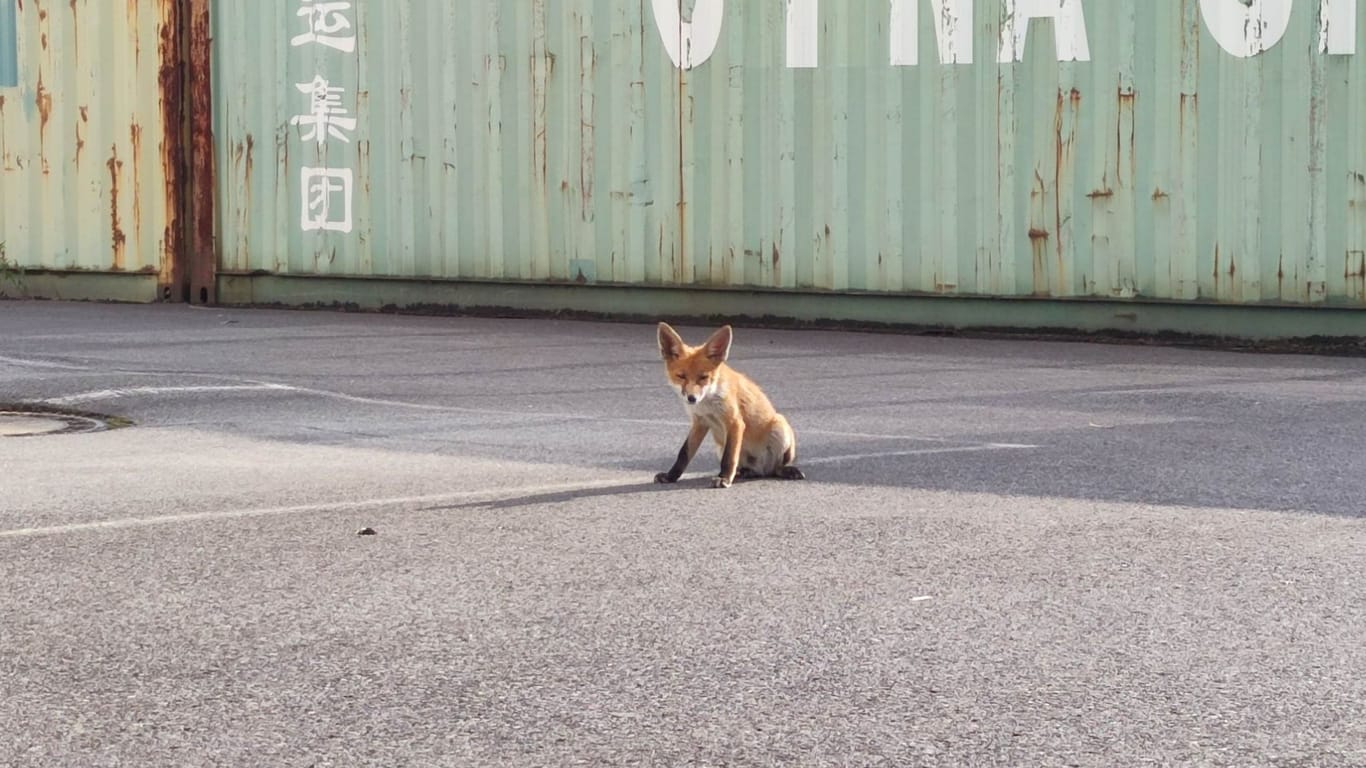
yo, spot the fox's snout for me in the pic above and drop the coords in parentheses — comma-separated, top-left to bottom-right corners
(674, 380, 711, 405)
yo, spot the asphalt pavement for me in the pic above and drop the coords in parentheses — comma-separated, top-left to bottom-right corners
(2, 300, 1365, 767)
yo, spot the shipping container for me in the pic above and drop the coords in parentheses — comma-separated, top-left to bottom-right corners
(4, 1, 1364, 339)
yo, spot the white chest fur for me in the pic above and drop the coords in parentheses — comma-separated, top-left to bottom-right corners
(683, 385, 730, 432)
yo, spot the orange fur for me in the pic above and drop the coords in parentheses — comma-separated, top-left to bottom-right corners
(654, 323, 804, 488)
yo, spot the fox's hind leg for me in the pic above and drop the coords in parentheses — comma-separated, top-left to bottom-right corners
(773, 415, 805, 480)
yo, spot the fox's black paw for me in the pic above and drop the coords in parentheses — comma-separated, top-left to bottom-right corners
(777, 466, 806, 481)
(735, 467, 762, 480)
(654, 472, 676, 484)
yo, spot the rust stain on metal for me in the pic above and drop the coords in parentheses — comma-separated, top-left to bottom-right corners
(130, 123, 143, 247)
(530, 33, 553, 204)
(75, 106, 88, 166)
(358, 139, 370, 196)
(1152, 187, 1168, 200)
(1117, 89, 1135, 187)
(186, 0, 217, 303)
(35, 74, 52, 167)
(676, 69, 688, 282)
(242, 134, 255, 191)
(1179, 93, 1198, 133)
(157, 0, 187, 298)
(107, 145, 126, 270)
(230, 136, 254, 237)
(580, 35, 596, 221)
(69, 0, 78, 54)
(1054, 88, 1081, 294)
(127, 0, 140, 69)
(1347, 252, 1366, 300)
(1029, 225, 1050, 297)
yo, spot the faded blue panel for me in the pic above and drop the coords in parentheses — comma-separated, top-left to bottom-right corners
(0, 0, 17, 88)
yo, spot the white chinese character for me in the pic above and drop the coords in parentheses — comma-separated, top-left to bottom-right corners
(301, 167, 354, 233)
(291, 1, 356, 52)
(291, 76, 356, 145)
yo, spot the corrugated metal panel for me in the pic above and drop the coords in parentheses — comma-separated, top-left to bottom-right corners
(213, 0, 1366, 307)
(0, 0, 178, 281)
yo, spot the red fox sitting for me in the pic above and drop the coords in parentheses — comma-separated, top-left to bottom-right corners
(654, 322, 805, 488)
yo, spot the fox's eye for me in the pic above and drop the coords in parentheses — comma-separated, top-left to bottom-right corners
(698, 376, 709, 384)
(676, 374, 687, 381)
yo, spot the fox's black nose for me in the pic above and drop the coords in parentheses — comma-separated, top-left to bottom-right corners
(686, 394, 698, 404)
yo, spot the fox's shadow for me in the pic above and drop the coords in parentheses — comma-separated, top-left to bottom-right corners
(421, 479, 672, 512)
(421, 473, 792, 512)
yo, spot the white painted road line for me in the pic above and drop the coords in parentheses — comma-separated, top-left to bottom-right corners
(39, 384, 298, 406)
(0, 355, 91, 371)
(801, 443, 1038, 466)
(0, 477, 640, 540)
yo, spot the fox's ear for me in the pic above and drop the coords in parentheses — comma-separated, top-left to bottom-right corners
(703, 325, 732, 363)
(657, 322, 686, 361)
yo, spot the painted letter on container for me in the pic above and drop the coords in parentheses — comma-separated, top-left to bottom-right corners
(1321, 0, 1361, 54)
(1200, 0, 1294, 57)
(650, 0, 726, 70)
(999, 0, 1092, 62)
(890, 0, 974, 65)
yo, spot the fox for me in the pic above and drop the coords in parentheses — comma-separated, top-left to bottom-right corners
(653, 322, 805, 489)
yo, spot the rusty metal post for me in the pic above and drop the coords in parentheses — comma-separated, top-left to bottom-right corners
(157, 0, 188, 302)
(185, 0, 217, 305)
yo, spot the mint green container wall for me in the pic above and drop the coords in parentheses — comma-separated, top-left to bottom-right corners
(212, 0, 1366, 307)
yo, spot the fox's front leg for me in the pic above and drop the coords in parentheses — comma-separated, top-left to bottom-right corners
(712, 419, 745, 489)
(655, 421, 709, 484)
